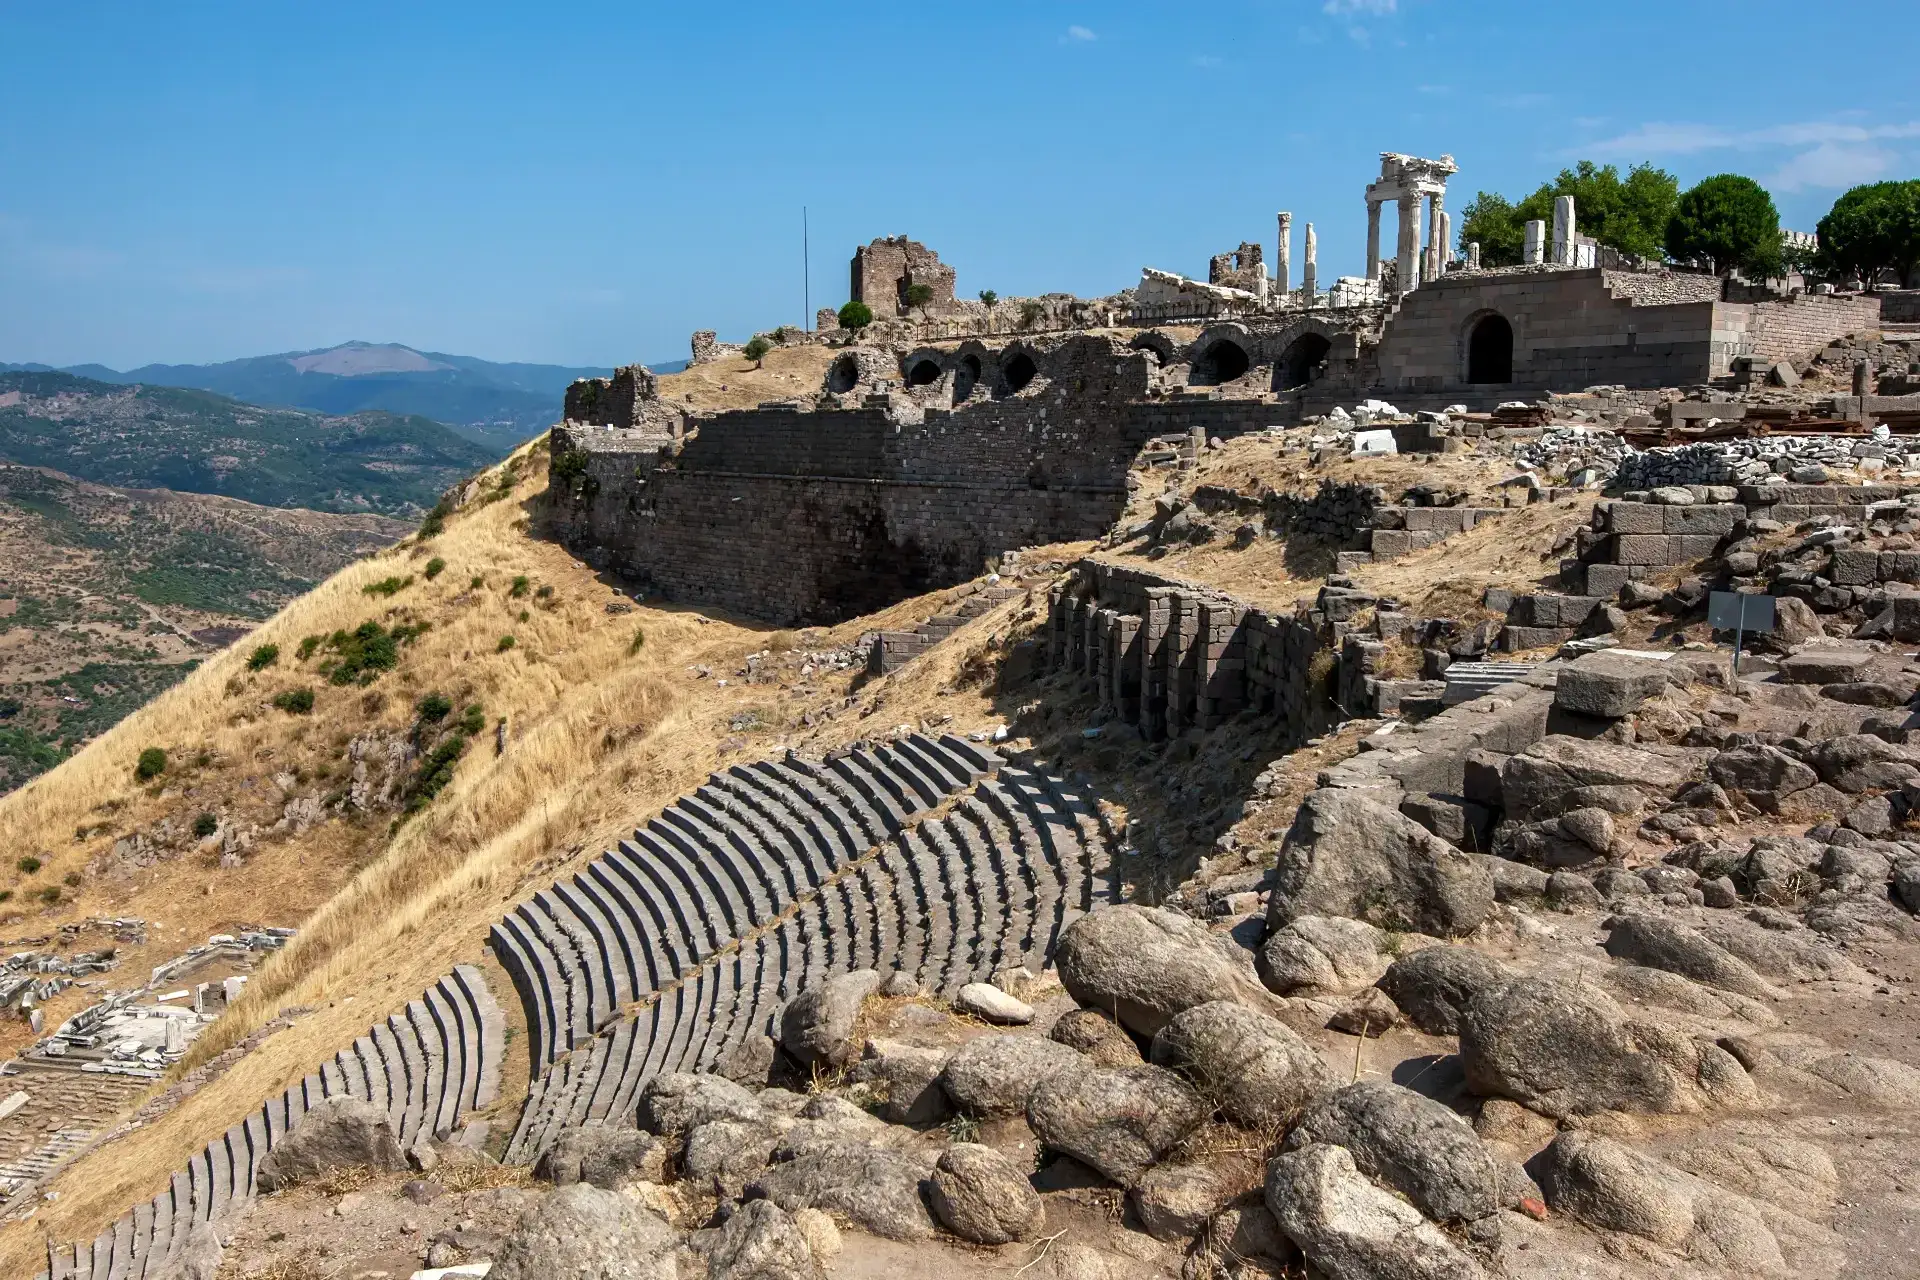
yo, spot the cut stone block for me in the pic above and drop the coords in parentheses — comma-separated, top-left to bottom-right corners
(1554, 650, 1670, 719)
(1777, 651, 1872, 684)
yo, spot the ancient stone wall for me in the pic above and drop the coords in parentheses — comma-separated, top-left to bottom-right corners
(1715, 293, 1883, 367)
(850, 236, 957, 320)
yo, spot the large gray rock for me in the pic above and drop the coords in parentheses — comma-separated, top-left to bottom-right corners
(1695, 915, 1871, 986)
(1285, 1083, 1502, 1224)
(1708, 745, 1818, 804)
(1805, 734, 1920, 792)
(682, 1120, 781, 1199)
(1265, 1143, 1486, 1280)
(535, 1126, 670, 1189)
(705, 1199, 813, 1280)
(941, 1034, 1085, 1117)
(854, 1038, 952, 1125)
(1458, 977, 1755, 1118)
(926, 1142, 1045, 1244)
(1603, 915, 1777, 999)
(1055, 904, 1273, 1037)
(1127, 1161, 1246, 1242)
(151, 1223, 222, 1280)
(1049, 1008, 1143, 1067)
(748, 1142, 938, 1241)
(256, 1097, 408, 1192)
(1555, 651, 1669, 718)
(1149, 1000, 1337, 1130)
(778, 969, 882, 1069)
(490, 1183, 678, 1280)
(1268, 789, 1494, 937)
(1376, 946, 1512, 1036)
(1257, 915, 1389, 996)
(1026, 1064, 1207, 1187)
(1538, 1132, 1789, 1271)
(1501, 737, 1696, 823)
(638, 1072, 765, 1136)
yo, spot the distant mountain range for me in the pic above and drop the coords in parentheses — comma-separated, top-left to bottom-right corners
(0, 342, 685, 448)
(0, 369, 497, 516)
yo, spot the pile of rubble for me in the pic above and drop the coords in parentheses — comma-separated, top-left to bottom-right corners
(1616, 430, 1920, 489)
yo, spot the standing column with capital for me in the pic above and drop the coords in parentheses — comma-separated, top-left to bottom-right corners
(1438, 209, 1451, 275)
(1365, 201, 1383, 281)
(1275, 213, 1292, 296)
(1426, 193, 1446, 282)
(1303, 223, 1317, 305)
(1397, 195, 1420, 292)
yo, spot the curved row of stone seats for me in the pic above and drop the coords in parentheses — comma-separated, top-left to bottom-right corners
(501, 752, 1113, 1163)
(486, 733, 994, 1076)
(41, 966, 503, 1280)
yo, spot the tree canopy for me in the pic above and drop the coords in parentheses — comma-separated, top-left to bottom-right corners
(1458, 161, 1679, 267)
(1665, 174, 1782, 277)
(837, 300, 873, 330)
(1816, 180, 1920, 289)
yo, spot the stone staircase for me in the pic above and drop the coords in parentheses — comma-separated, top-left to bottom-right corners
(495, 733, 1117, 1163)
(866, 583, 1028, 675)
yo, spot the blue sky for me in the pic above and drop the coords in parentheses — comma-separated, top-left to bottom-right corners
(3, 0, 1915, 369)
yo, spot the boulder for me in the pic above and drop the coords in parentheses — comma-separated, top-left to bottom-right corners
(1256, 915, 1390, 996)
(490, 1183, 678, 1280)
(1195, 1205, 1298, 1273)
(1708, 745, 1818, 804)
(1285, 1083, 1503, 1224)
(682, 1120, 780, 1199)
(747, 1142, 938, 1241)
(705, 1199, 814, 1280)
(1327, 986, 1402, 1036)
(1265, 1143, 1486, 1280)
(1544, 870, 1603, 911)
(1458, 977, 1753, 1118)
(1055, 904, 1273, 1037)
(955, 982, 1034, 1025)
(1049, 1008, 1143, 1067)
(1150, 1000, 1337, 1130)
(940, 1034, 1085, 1117)
(1268, 789, 1494, 937)
(1026, 1064, 1207, 1187)
(1777, 650, 1871, 684)
(256, 1097, 408, 1192)
(638, 1073, 765, 1136)
(1769, 597, 1824, 649)
(717, 1034, 778, 1087)
(1127, 1161, 1245, 1242)
(926, 1142, 1045, 1244)
(779, 969, 882, 1069)
(153, 1223, 222, 1280)
(1805, 734, 1920, 792)
(1501, 737, 1696, 823)
(855, 1038, 952, 1125)
(1602, 915, 1777, 999)
(1555, 651, 1669, 718)
(1376, 946, 1512, 1036)
(535, 1126, 670, 1189)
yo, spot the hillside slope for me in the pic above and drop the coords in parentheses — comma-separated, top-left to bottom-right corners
(0, 463, 407, 794)
(0, 370, 498, 515)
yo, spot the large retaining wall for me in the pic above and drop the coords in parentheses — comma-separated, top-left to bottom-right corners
(487, 733, 1117, 1163)
(44, 966, 504, 1280)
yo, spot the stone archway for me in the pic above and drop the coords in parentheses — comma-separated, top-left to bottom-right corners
(907, 359, 942, 387)
(826, 354, 860, 394)
(1191, 338, 1251, 385)
(954, 353, 982, 403)
(1275, 332, 1333, 391)
(1468, 314, 1514, 384)
(1002, 351, 1038, 394)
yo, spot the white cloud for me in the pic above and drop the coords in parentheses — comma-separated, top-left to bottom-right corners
(1768, 142, 1897, 192)
(1323, 0, 1395, 12)
(1586, 118, 1920, 159)
(1065, 24, 1096, 41)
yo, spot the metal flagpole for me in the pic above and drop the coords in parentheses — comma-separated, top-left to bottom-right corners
(803, 206, 810, 330)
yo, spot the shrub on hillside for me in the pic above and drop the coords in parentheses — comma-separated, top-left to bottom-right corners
(363, 575, 414, 597)
(417, 692, 453, 723)
(497, 635, 516, 652)
(509, 575, 531, 599)
(418, 494, 455, 539)
(273, 687, 316, 714)
(136, 747, 167, 780)
(837, 300, 873, 330)
(192, 811, 219, 838)
(16, 855, 40, 875)
(37, 886, 59, 904)
(743, 335, 773, 368)
(296, 635, 322, 661)
(424, 557, 446, 580)
(246, 643, 280, 671)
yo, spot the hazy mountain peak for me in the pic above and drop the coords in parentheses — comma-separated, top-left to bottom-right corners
(287, 342, 453, 377)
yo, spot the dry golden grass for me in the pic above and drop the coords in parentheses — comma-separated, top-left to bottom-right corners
(654, 343, 839, 412)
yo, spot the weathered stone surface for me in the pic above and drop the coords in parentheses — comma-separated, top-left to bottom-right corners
(1026, 1064, 1207, 1187)
(1458, 977, 1754, 1118)
(748, 1142, 938, 1241)
(256, 1097, 408, 1192)
(1268, 789, 1494, 936)
(1602, 915, 1776, 999)
(1055, 904, 1271, 1037)
(706, 1199, 814, 1280)
(490, 1183, 678, 1280)
(1778, 650, 1871, 684)
(1555, 651, 1669, 718)
(682, 1120, 780, 1199)
(154, 1223, 222, 1280)
(856, 1038, 953, 1125)
(1377, 946, 1512, 1036)
(926, 1143, 1045, 1244)
(1265, 1143, 1486, 1280)
(1501, 737, 1696, 823)
(1049, 1008, 1143, 1067)
(941, 1034, 1084, 1117)
(535, 1126, 670, 1190)
(1709, 745, 1818, 801)
(638, 1073, 764, 1136)
(1285, 1083, 1502, 1224)
(1805, 734, 1920, 792)
(1256, 914, 1389, 996)
(1150, 1000, 1337, 1130)
(955, 982, 1035, 1025)
(1127, 1161, 1244, 1242)
(779, 969, 882, 1069)
(717, 1033, 778, 1087)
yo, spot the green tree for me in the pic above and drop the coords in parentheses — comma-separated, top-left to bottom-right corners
(1666, 174, 1783, 277)
(135, 746, 167, 780)
(978, 289, 998, 307)
(837, 300, 873, 330)
(1460, 162, 1679, 268)
(1459, 191, 1525, 267)
(1817, 180, 1920, 289)
(742, 335, 773, 368)
(903, 282, 936, 318)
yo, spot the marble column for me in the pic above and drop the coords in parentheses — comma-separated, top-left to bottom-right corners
(1426, 193, 1446, 281)
(1365, 200, 1383, 280)
(1303, 223, 1317, 304)
(1523, 220, 1546, 265)
(1276, 212, 1292, 296)
(1467, 240, 1481, 271)
(1438, 210, 1451, 275)
(1552, 195, 1574, 266)
(1397, 195, 1420, 291)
